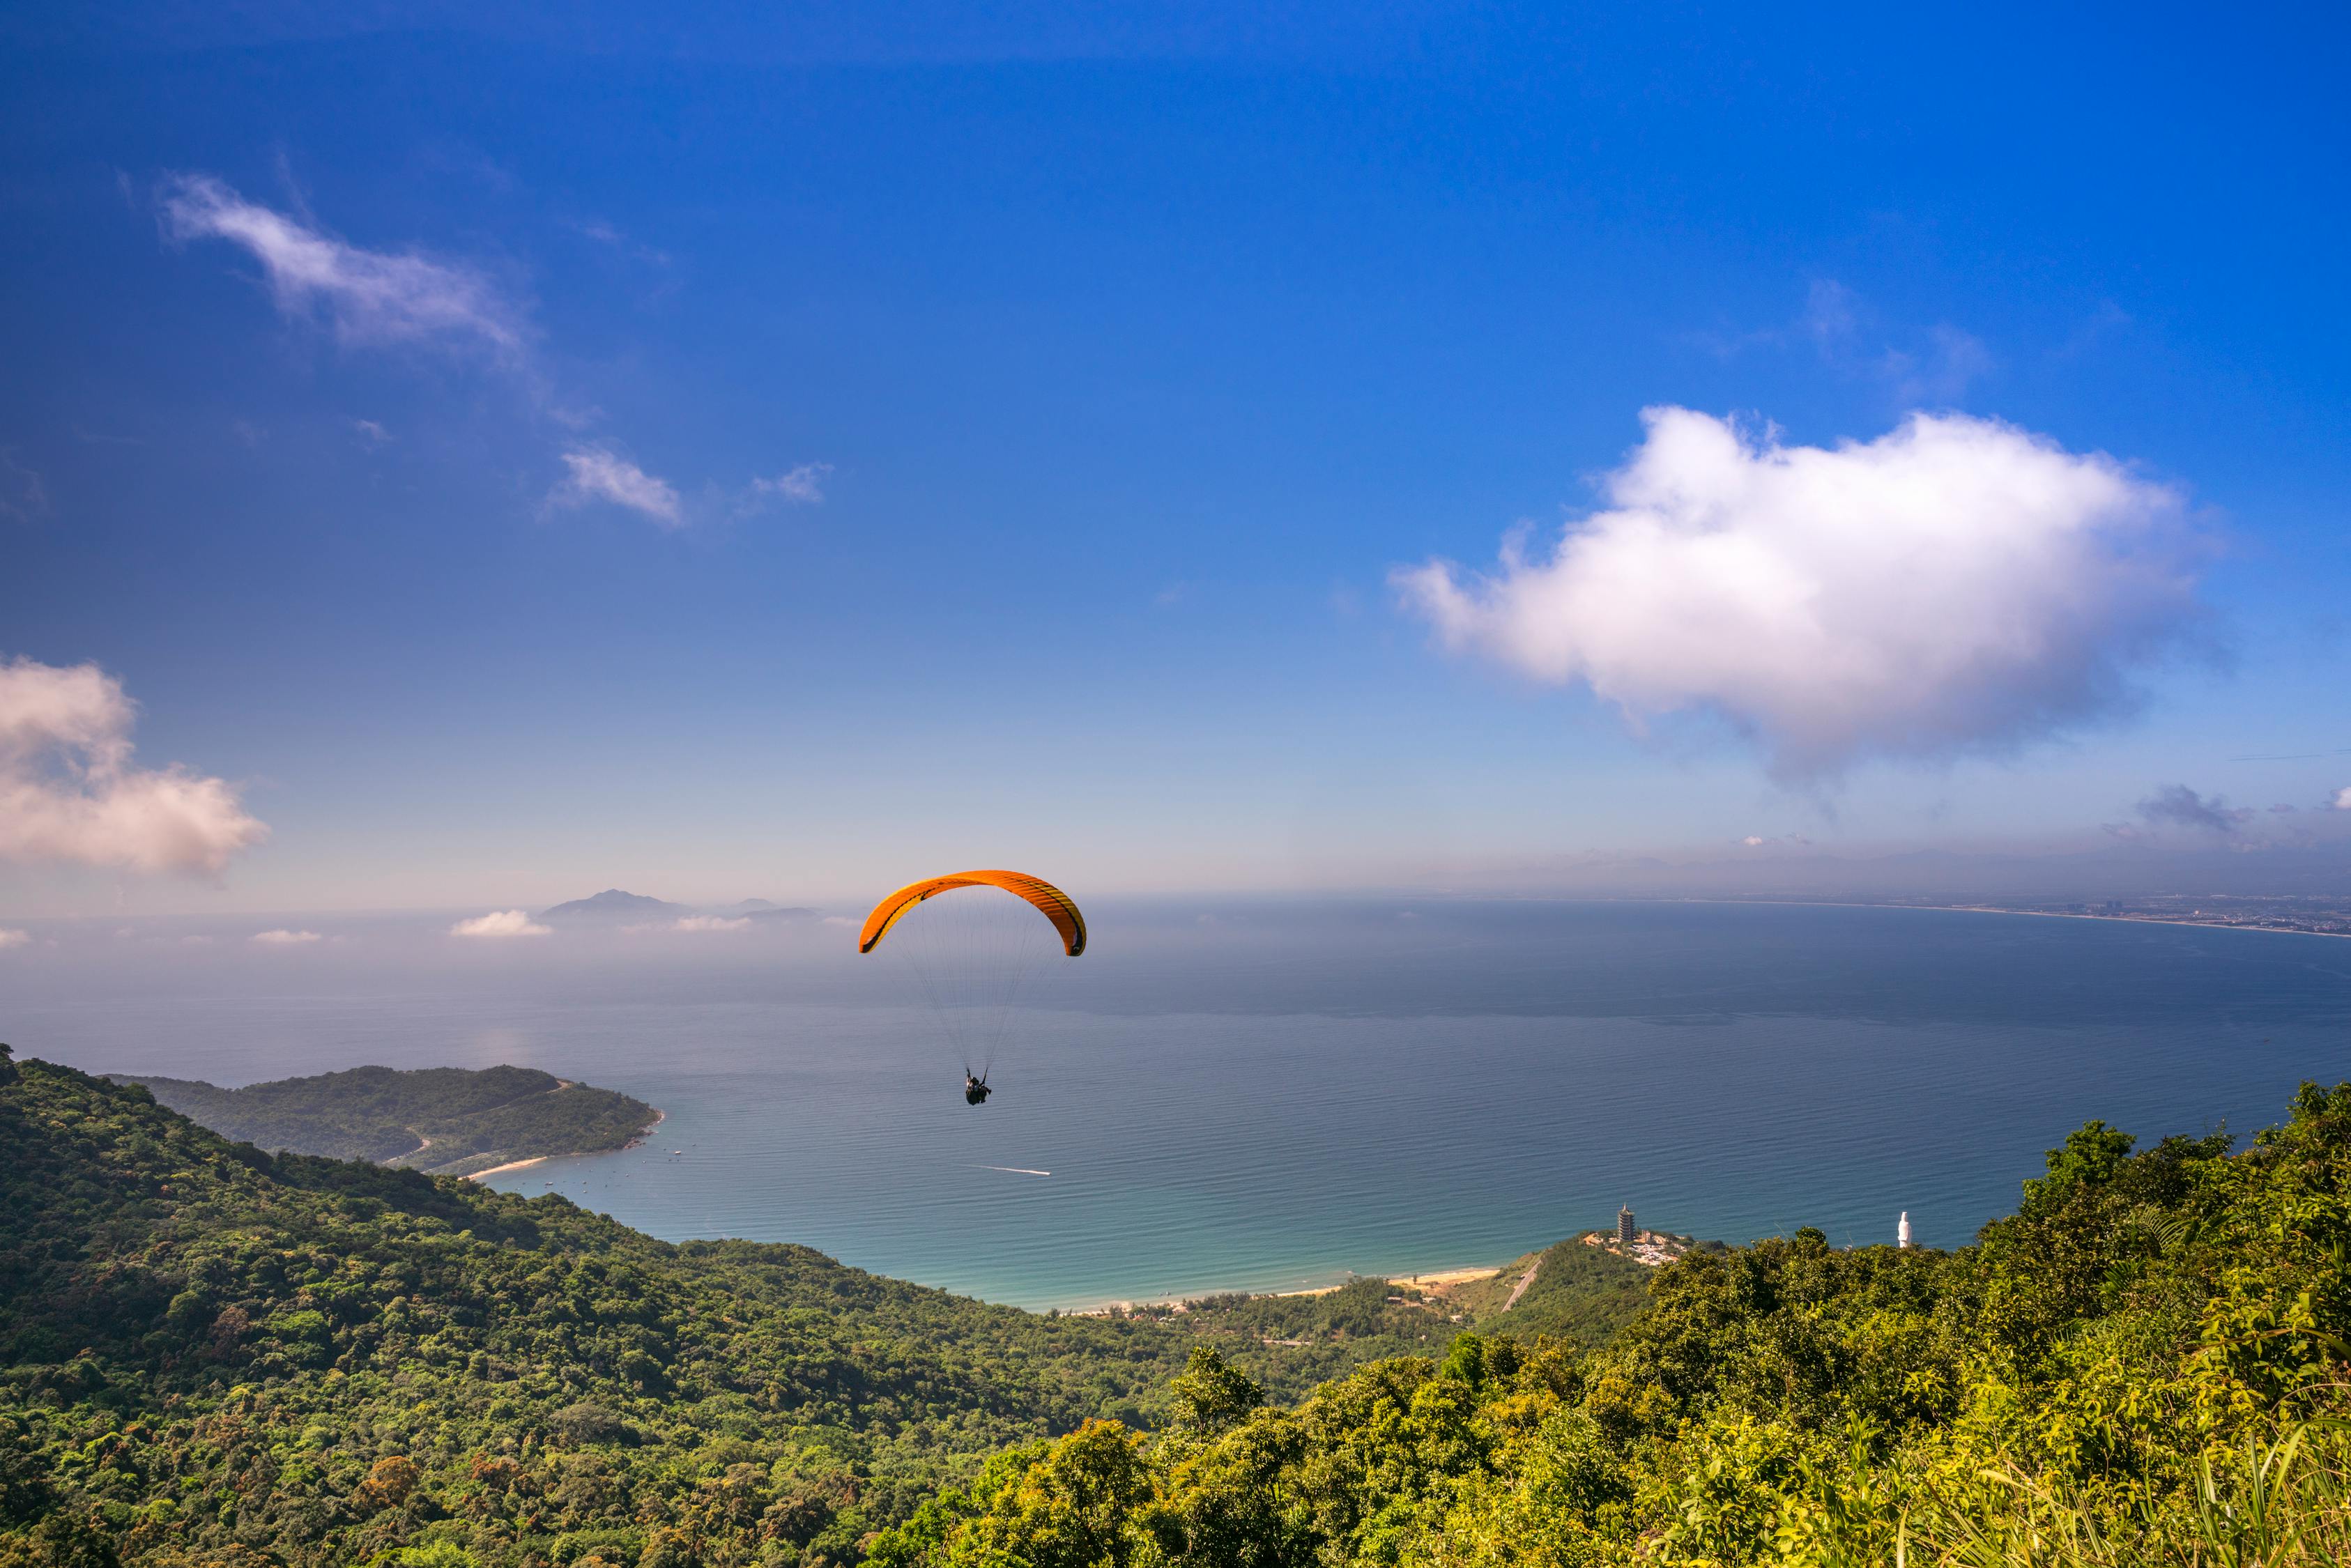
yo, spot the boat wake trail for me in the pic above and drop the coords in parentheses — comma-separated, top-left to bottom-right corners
(974, 1165, 1051, 1177)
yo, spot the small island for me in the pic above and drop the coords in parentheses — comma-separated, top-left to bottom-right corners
(110, 1063, 659, 1178)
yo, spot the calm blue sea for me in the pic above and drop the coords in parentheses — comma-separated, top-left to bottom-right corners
(10, 900, 2349, 1309)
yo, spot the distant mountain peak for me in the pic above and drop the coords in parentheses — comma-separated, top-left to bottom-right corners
(539, 889, 689, 921)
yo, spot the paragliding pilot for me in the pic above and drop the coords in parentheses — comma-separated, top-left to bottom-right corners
(857, 870, 1085, 1112)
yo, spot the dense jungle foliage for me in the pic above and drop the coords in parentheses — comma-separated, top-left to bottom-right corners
(0, 1050, 1643, 1568)
(13, 1046, 2348, 1565)
(112, 1066, 658, 1178)
(871, 1079, 2351, 1566)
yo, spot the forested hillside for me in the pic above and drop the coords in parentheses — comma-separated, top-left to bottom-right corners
(870, 1079, 2351, 1565)
(0, 1050, 1644, 1568)
(1, 1051, 1213, 1565)
(1448, 1237, 1706, 1348)
(13, 1046, 2348, 1565)
(113, 1066, 657, 1178)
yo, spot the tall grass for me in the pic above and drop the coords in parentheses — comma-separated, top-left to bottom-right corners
(1908, 1422, 2351, 1568)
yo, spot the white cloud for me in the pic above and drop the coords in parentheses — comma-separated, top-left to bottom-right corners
(250, 928, 322, 944)
(0, 928, 29, 950)
(351, 419, 392, 445)
(1396, 408, 2199, 779)
(2334, 787, 2351, 811)
(160, 175, 523, 357)
(450, 909, 551, 939)
(0, 658, 269, 875)
(820, 914, 857, 928)
(742, 463, 832, 508)
(550, 446, 684, 528)
(626, 915, 753, 934)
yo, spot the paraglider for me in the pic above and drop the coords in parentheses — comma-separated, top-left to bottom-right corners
(858, 870, 1086, 1105)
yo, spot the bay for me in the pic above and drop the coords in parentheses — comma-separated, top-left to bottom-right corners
(9, 899, 2348, 1309)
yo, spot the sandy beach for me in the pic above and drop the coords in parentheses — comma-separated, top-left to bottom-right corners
(1388, 1265, 1504, 1290)
(1070, 1259, 1510, 1314)
(466, 1107, 665, 1183)
(466, 1154, 551, 1181)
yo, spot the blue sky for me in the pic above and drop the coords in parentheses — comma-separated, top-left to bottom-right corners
(2, 1, 2348, 915)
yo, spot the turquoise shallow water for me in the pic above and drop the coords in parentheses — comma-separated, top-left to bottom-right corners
(13, 900, 2350, 1309)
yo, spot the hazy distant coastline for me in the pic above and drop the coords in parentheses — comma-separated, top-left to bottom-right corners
(1676, 893, 2351, 940)
(1933, 904, 2351, 939)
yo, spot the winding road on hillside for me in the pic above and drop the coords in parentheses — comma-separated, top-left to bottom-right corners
(1501, 1260, 1539, 1311)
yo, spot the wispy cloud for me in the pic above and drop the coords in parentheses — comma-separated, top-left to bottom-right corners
(661, 915, 752, 932)
(159, 174, 524, 357)
(740, 463, 832, 509)
(2136, 784, 2253, 834)
(1397, 408, 2201, 781)
(160, 172, 825, 534)
(2334, 786, 2351, 811)
(574, 217, 673, 270)
(0, 657, 268, 875)
(0, 449, 48, 523)
(450, 909, 551, 938)
(549, 452, 835, 529)
(1703, 280, 1996, 406)
(250, 928, 322, 944)
(0, 929, 28, 951)
(549, 446, 684, 528)
(1881, 323, 1996, 406)
(1808, 282, 1995, 404)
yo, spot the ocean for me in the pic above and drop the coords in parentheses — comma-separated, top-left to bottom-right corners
(9, 899, 2348, 1309)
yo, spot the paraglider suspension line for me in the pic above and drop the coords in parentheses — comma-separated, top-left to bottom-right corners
(889, 886, 1054, 1086)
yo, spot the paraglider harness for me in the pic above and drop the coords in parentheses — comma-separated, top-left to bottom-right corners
(964, 1071, 992, 1106)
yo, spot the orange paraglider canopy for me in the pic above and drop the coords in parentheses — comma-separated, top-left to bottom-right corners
(858, 870, 1087, 958)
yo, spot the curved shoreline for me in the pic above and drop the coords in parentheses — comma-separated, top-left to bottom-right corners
(1066, 1258, 1509, 1316)
(466, 1106, 666, 1183)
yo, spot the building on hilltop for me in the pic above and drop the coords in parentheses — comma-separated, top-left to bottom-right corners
(1618, 1204, 1636, 1246)
(1898, 1211, 1912, 1250)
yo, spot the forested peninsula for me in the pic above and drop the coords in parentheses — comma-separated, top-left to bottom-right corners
(3, 1045, 2347, 1566)
(110, 1066, 658, 1178)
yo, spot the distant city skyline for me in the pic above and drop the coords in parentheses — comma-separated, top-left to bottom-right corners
(3, 2, 2348, 918)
